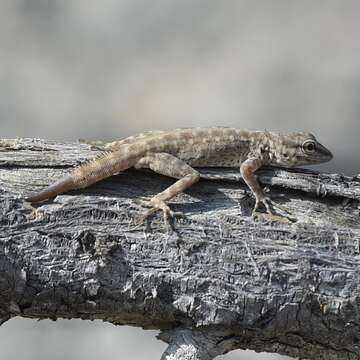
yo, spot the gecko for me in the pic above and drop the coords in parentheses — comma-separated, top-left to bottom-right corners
(25, 128, 333, 223)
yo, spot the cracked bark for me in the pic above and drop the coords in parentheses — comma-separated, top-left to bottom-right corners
(0, 138, 360, 360)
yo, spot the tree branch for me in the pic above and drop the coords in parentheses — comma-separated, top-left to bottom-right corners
(0, 138, 359, 359)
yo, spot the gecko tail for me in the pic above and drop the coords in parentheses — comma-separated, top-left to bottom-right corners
(25, 175, 76, 203)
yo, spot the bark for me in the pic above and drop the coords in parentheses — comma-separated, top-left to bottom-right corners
(0, 138, 359, 360)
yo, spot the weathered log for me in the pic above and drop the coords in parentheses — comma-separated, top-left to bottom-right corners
(0, 138, 359, 360)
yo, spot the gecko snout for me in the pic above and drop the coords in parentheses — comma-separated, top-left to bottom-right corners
(315, 142, 333, 162)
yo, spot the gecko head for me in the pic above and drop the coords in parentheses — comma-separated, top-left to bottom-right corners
(271, 132, 333, 167)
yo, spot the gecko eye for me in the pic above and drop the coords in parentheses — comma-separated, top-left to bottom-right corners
(302, 140, 316, 154)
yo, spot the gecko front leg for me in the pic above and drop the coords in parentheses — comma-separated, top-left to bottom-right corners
(240, 157, 292, 222)
(134, 153, 200, 225)
(240, 158, 274, 216)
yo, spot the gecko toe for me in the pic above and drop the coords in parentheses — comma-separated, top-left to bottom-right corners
(136, 198, 183, 227)
(262, 198, 274, 215)
(137, 198, 153, 208)
(252, 196, 274, 216)
(28, 206, 45, 221)
(259, 212, 294, 224)
(133, 207, 157, 227)
(252, 195, 296, 223)
(268, 199, 292, 215)
(160, 204, 185, 226)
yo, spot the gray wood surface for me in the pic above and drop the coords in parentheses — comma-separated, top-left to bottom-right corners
(0, 138, 359, 360)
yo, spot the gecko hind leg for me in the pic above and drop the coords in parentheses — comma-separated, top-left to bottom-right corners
(134, 153, 200, 226)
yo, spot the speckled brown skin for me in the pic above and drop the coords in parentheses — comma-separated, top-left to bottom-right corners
(26, 128, 333, 221)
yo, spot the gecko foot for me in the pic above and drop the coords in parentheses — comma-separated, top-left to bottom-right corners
(137, 198, 185, 227)
(27, 206, 44, 221)
(253, 212, 294, 224)
(253, 195, 274, 216)
(252, 195, 296, 223)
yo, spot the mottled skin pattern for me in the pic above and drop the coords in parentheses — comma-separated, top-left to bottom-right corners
(26, 128, 333, 222)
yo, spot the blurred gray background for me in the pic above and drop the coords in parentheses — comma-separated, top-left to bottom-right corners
(0, 1, 359, 359)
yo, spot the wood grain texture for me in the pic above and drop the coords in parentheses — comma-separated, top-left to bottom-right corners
(0, 138, 359, 360)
